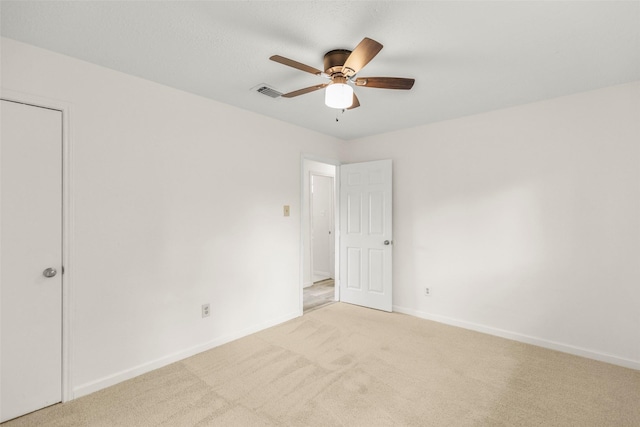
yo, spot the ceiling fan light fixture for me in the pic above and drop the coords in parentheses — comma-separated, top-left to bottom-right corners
(325, 83, 353, 109)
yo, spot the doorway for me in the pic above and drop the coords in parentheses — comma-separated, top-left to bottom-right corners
(301, 159, 337, 313)
(300, 158, 394, 313)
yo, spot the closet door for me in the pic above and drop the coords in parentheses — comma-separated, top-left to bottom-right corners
(1, 100, 63, 422)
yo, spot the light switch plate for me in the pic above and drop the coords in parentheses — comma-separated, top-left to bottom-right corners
(283, 205, 290, 216)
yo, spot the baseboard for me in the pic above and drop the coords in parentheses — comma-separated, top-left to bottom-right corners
(72, 310, 300, 399)
(393, 305, 640, 371)
(313, 271, 331, 279)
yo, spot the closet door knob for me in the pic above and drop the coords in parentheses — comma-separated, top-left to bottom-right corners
(43, 267, 57, 278)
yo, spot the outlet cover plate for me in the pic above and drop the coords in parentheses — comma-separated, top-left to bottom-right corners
(202, 303, 210, 318)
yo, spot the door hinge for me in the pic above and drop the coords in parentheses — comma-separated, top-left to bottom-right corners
(61, 265, 65, 274)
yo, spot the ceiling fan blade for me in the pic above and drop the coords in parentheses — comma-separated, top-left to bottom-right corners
(355, 77, 415, 90)
(270, 55, 323, 76)
(281, 83, 329, 98)
(348, 93, 360, 110)
(342, 37, 383, 77)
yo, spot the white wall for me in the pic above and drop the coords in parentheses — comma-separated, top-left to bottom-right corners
(1, 37, 343, 397)
(341, 82, 640, 369)
(311, 174, 334, 280)
(301, 159, 336, 287)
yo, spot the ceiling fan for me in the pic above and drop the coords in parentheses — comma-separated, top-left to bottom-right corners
(270, 37, 415, 110)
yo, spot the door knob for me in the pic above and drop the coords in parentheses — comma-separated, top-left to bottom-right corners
(384, 240, 391, 245)
(43, 267, 57, 278)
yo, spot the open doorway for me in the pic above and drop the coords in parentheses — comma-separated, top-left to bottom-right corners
(301, 159, 337, 313)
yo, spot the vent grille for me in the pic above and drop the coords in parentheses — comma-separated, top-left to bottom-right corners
(255, 85, 282, 98)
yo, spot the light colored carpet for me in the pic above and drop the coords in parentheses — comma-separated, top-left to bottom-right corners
(4, 303, 639, 426)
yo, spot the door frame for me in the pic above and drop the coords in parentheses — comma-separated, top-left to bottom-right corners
(309, 171, 335, 283)
(1, 89, 74, 402)
(300, 155, 341, 314)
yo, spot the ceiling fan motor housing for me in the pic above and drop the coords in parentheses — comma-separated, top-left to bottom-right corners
(324, 49, 352, 75)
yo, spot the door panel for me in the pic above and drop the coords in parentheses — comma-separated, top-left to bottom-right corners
(368, 249, 384, 292)
(339, 160, 392, 312)
(1, 100, 63, 422)
(347, 248, 362, 289)
(347, 192, 361, 233)
(369, 191, 384, 234)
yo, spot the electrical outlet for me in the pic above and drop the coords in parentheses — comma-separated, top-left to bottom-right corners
(425, 287, 431, 297)
(202, 303, 210, 318)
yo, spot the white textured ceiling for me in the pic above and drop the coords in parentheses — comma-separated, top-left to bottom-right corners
(2, 1, 639, 140)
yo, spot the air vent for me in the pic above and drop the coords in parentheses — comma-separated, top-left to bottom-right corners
(252, 84, 282, 98)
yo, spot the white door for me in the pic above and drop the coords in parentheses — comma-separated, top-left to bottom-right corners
(1, 100, 63, 422)
(311, 174, 334, 281)
(339, 159, 392, 312)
